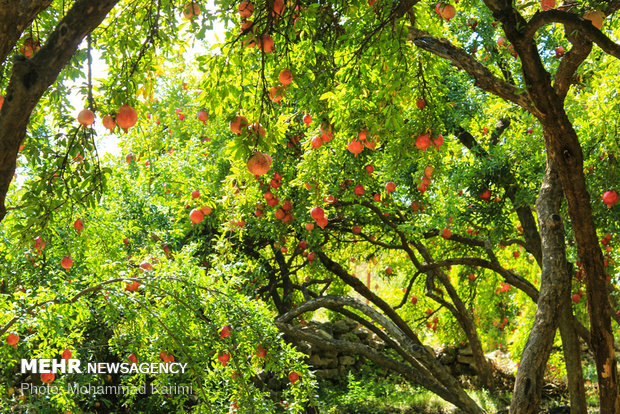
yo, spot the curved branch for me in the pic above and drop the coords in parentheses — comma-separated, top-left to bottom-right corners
(276, 295, 483, 413)
(407, 23, 535, 114)
(525, 10, 620, 60)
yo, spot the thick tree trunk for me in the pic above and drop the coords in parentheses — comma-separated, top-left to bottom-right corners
(492, 9, 617, 408)
(557, 300, 588, 413)
(510, 162, 572, 413)
(543, 123, 618, 412)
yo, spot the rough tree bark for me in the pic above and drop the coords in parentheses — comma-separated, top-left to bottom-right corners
(407, 0, 619, 408)
(510, 161, 585, 413)
(492, 6, 619, 407)
(0, 0, 120, 221)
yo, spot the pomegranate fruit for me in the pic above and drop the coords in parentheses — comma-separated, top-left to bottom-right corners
(540, 0, 555, 10)
(415, 134, 431, 151)
(74, 218, 84, 233)
(61, 256, 73, 270)
(310, 207, 325, 220)
(183, 2, 200, 20)
(230, 115, 249, 134)
(116, 104, 138, 132)
(603, 190, 618, 208)
(6, 333, 18, 346)
(273, 0, 284, 17)
(347, 139, 364, 155)
(246, 152, 272, 176)
(197, 110, 209, 124)
(311, 136, 323, 149)
(279, 68, 293, 85)
(439, 4, 456, 20)
(220, 325, 232, 339)
(77, 109, 95, 126)
(102, 114, 116, 132)
(288, 371, 300, 384)
(239, 1, 254, 18)
(260, 35, 275, 52)
(190, 208, 204, 224)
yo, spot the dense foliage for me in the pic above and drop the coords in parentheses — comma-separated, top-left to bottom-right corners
(0, 0, 619, 412)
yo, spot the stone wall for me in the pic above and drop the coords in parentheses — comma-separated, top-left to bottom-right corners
(293, 318, 486, 382)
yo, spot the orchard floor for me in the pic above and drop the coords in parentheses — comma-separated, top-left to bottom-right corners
(313, 366, 599, 414)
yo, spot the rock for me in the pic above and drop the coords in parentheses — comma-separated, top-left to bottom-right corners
(322, 358, 339, 369)
(333, 319, 350, 334)
(319, 322, 334, 335)
(352, 328, 370, 340)
(315, 368, 339, 379)
(425, 345, 436, 356)
(308, 354, 323, 367)
(439, 351, 456, 365)
(339, 332, 361, 343)
(459, 345, 473, 356)
(457, 354, 476, 367)
(339, 356, 356, 366)
(314, 329, 333, 340)
(323, 351, 339, 359)
(368, 340, 384, 350)
(344, 318, 358, 329)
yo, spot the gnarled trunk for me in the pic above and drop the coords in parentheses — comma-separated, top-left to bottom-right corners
(510, 160, 582, 412)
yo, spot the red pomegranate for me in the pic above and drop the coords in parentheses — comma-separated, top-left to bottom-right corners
(77, 109, 95, 126)
(183, 2, 200, 20)
(246, 152, 272, 176)
(116, 104, 138, 132)
(279, 68, 293, 85)
(197, 110, 209, 124)
(310, 207, 325, 220)
(239, 1, 254, 18)
(102, 114, 116, 132)
(540, 0, 555, 10)
(230, 115, 248, 134)
(190, 208, 204, 224)
(61, 256, 73, 270)
(311, 136, 323, 149)
(273, 0, 285, 17)
(603, 190, 618, 208)
(440, 4, 456, 20)
(347, 139, 364, 155)
(260, 35, 275, 53)
(415, 134, 431, 150)
(248, 122, 266, 139)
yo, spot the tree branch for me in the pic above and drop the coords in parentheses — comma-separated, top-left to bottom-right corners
(525, 10, 620, 60)
(0, 0, 120, 221)
(407, 21, 535, 114)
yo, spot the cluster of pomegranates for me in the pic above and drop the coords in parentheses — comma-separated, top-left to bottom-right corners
(309, 123, 334, 149)
(269, 68, 293, 103)
(238, 0, 283, 52)
(415, 133, 443, 151)
(76, 104, 138, 133)
(347, 128, 378, 156)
